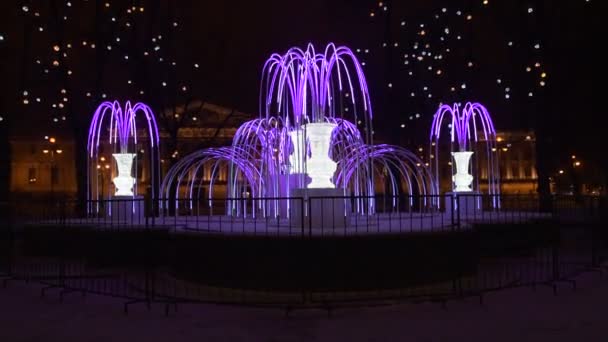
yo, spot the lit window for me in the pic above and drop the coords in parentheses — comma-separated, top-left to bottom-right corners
(28, 167, 37, 183)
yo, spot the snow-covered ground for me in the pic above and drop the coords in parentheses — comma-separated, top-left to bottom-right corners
(1, 270, 607, 341)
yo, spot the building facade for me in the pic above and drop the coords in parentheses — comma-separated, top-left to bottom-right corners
(488, 130, 537, 194)
(9, 101, 251, 200)
(10, 135, 78, 198)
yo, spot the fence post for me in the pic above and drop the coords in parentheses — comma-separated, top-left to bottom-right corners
(456, 194, 461, 230)
(144, 207, 152, 310)
(308, 197, 313, 239)
(450, 194, 455, 231)
(591, 224, 599, 268)
(1, 203, 14, 284)
(301, 197, 305, 238)
(59, 200, 67, 289)
(145, 193, 150, 229)
(551, 230, 560, 284)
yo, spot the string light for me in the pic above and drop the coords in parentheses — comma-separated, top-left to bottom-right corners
(16, 0, 577, 139)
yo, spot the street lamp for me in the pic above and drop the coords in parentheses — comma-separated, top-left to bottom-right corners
(97, 158, 111, 199)
(42, 137, 63, 199)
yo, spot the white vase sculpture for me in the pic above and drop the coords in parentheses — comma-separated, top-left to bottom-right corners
(112, 153, 136, 196)
(451, 151, 474, 192)
(304, 122, 337, 188)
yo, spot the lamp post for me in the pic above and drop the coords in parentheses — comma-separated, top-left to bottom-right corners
(97, 157, 111, 199)
(491, 144, 509, 195)
(96, 158, 111, 214)
(571, 156, 582, 196)
(42, 137, 63, 200)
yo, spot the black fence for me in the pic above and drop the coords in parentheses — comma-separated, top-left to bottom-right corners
(10, 194, 603, 235)
(1, 194, 607, 313)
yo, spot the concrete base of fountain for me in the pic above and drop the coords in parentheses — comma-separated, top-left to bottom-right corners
(290, 188, 350, 229)
(265, 174, 310, 218)
(445, 191, 482, 217)
(108, 195, 145, 221)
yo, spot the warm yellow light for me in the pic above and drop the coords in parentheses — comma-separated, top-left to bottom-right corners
(100, 156, 105, 162)
(574, 161, 581, 166)
(43, 149, 49, 154)
(96, 164, 101, 169)
(525, 135, 531, 140)
(49, 137, 56, 143)
(55, 149, 63, 154)
(502, 147, 508, 152)
(496, 137, 503, 142)
(105, 164, 110, 169)
(571, 155, 576, 159)
(53, 45, 60, 52)
(483, 0, 488, 4)
(541, 72, 547, 78)
(559, 170, 564, 174)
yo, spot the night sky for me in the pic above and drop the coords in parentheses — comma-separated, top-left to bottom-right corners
(0, 0, 602, 170)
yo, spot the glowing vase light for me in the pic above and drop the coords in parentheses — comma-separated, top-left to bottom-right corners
(430, 102, 500, 207)
(288, 129, 305, 174)
(451, 151, 474, 192)
(112, 153, 136, 196)
(305, 122, 337, 188)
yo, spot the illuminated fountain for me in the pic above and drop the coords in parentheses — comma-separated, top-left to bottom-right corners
(87, 101, 160, 218)
(430, 102, 500, 211)
(161, 43, 436, 227)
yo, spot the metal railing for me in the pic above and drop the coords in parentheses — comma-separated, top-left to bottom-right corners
(13, 193, 603, 235)
(1, 194, 607, 313)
